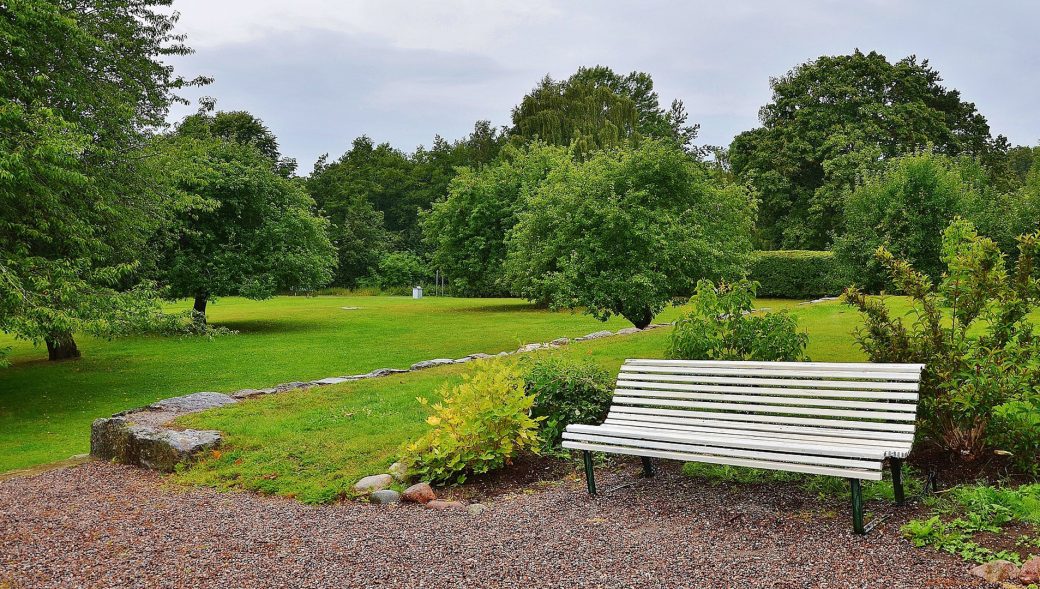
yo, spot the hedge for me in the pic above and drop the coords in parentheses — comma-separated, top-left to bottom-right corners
(748, 250, 846, 299)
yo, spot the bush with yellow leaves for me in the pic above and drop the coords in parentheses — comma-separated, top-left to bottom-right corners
(400, 362, 543, 484)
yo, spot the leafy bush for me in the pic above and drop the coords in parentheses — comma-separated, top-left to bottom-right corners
(843, 219, 1040, 471)
(400, 362, 542, 484)
(376, 251, 426, 292)
(668, 279, 808, 361)
(522, 356, 614, 451)
(748, 250, 844, 299)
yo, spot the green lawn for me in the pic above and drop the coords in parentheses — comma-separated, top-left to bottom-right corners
(174, 298, 878, 503)
(0, 296, 688, 473)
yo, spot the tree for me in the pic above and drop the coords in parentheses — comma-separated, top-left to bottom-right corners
(834, 150, 1030, 291)
(0, 0, 207, 360)
(504, 140, 756, 328)
(178, 109, 297, 176)
(730, 50, 1005, 249)
(510, 66, 698, 157)
(155, 129, 336, 324)
(423, 143, 567, 296)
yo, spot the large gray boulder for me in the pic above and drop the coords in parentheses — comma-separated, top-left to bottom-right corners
(90, 417, 221, 472)
(410, 359, 455, 371)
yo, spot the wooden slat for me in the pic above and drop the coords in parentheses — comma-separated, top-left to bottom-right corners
(560, 441, 883, 480)
(605, 412, 914, 444)
(614, 388, 917, 412)
(613, 405, 916, 432)
(616, 378, 919, 399)
(612, 396, 917, 421)
(565, 424, 888, 460)
(615, 376, 919, 395)
(620, 365, 922, 381)
(624, 359, 924, 373)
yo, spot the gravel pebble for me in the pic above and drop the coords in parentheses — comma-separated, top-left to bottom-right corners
(0, 461, 985, 588)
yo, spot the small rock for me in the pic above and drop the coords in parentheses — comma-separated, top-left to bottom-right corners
(616, 327, 641, 335)
(496, 351, 510, 357)
(275, 381, 309, 393)
(353, 368, 408, 379)
(149, 392, 238, 413)
(969, 560, 1019, 583)
(388, 462, 409, 482)
(353, 474, 394, 494)
(516, 343, 545, 353)
(313, 377, 350, 385)
(402, 482, 436, 504)
(426, 500, 466, 512)
(467, 503, 488, 516)
(581, 330, 614, 340)
(409, 359, 455, 370)
(453, 356, 473, 364)
(340, 306, 361, 310)
(550, 338, 570, 346)
(1021, 556, 1040, 584)
(465, 353, 492, 360)
(369, 490, 401, 505)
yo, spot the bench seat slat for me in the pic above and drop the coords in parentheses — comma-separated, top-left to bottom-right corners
(619, 372, 920, 392)
(563, 432, 884, 469)
(614, 388, 918, 412)
(620, 365, 922, 381)
(565, 424, 889, 460)
(613, 405, 917, 432)
(603, 418, 912, 455)
(606, 410, 915, 442)
(612, 396, 918, 421)
(561, 441, 884, 480)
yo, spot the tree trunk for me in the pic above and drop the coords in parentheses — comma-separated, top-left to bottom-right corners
(45, 330, 80, 361)
(193, 293, 208, 326)
(626, 309, 654, 330)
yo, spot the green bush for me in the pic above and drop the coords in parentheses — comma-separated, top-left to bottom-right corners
(376, 251, 426, 292)
(668, 279, 808, 361)
(523, 356, 614, 451)
(748, 250, 844, 299)
(844, 219, 1040, 472)
(400, 362, 542, 484)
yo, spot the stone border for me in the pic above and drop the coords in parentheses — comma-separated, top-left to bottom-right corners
(90, 323, 671, 472)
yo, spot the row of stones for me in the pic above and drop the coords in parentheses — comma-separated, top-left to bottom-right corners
(90, 324, 669, 473)
(971, 557, 1040, 585)
(354, 467, 488, 515)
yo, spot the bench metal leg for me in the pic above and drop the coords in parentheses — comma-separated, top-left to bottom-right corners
(641, 456, 656, 477)
(890, 458, 905, 506)
(582, 450, 597, 495)
(850, 479, 865, 535)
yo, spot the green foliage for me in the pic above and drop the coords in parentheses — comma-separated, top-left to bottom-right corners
(835, 150, 1031, 291)
(669, 280, 808, 361)
(375, 251, 426, 292)
(505, 139, 756, 328)
(177, 110, 295, 176)
(0, 0, 207, 359)
(522, 356, 614, 450)
(730, 50, 1003, 250)
(153, 128, 337, 317)
(400, 362, 542, 484)
(510, 66, 698, 158)
(749, 250, 844, 299)
(902, 484, 1040, 565)
(844, 220, 1040, 470)
(423, 143, 567, 296)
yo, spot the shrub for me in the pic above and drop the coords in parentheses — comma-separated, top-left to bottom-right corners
(400, 362, 542, 484)
(376, 251, 425, 292)
(843, 219, 1040, 472)
(668, 279, 808, 361)
(522, 356, 614, 450)
(748, 250, 844, 299)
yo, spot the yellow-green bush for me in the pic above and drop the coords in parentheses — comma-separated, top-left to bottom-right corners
(400, 362, 542, 484)
(748, 250, 844, 299)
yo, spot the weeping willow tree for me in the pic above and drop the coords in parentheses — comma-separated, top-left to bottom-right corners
(510, 66, 698, 158)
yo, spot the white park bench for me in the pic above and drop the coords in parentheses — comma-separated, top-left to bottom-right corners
(561, 359, 925, 534)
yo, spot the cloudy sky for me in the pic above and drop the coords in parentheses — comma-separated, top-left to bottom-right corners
(166, 0, 1040, 171)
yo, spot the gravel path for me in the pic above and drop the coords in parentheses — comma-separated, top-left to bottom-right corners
(0, 461, 987, 588)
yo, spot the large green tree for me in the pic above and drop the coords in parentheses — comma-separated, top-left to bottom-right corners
(155, 124, 336, 324)
(510, 66, 698, 158)
(730, 50, 1005, 249)
(0, 0, 206, 360)
(504, 140, 756, 328)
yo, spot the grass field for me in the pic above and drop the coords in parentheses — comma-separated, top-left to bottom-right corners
(174, 298, 879, 503)
(0, 296, 687, 473)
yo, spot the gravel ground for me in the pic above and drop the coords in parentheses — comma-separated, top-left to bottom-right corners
(0, 461, 988, 589)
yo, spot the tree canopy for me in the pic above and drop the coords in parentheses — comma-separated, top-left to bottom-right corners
(730, 50, 1005, 249)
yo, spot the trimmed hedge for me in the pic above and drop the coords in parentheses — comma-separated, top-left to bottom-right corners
(749, 250, 846, 299)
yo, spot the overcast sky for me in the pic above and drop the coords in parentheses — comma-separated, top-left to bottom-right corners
(166, 0, 1040, 172)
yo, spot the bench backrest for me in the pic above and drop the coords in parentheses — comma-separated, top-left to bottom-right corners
(608, 359, 924, 449)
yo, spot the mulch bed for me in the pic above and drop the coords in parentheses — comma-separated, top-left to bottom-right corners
(0, 460, 990, 589)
